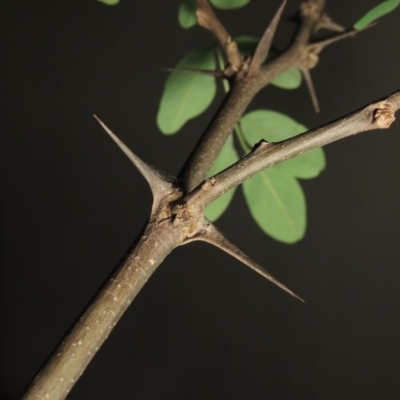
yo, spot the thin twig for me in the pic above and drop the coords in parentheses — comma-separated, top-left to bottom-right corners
(196, 0, 242, 71)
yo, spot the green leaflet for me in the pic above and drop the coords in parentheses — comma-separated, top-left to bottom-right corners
(205, 135, 239, 221)
(97, 0, 120, 4)
(240, 110, 325, 178)
(210, 0, 250, 9)
(178, 0, 197, 29)
(157, 49, 217, 135)
(235, 36, 302, 89)
(240, 110, 325, 243)
(271, 68, 302, 90)
(354, 0, 400, 30)
(243, 168, 306, 243)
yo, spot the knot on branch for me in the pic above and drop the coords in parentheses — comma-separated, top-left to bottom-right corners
(299, 52, 319, 70)
(202, 177, 216, 190)
(373, 101, 396, 129)
(300, 2, 321, 20)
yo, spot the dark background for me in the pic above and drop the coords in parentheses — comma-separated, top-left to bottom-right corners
(2, 0, 400, 399)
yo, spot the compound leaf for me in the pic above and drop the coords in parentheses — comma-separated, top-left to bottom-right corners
(178, 0, 197, 29)
(354, 0, 400, 30)
(205, 135, 239, 221)
(157, 49, 217, 134)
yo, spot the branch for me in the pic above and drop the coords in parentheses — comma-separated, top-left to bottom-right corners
(187, 91, 400, 209)
(179, 0, 326, 192)
(22, 221, 180, 400)
(21, 1, 388, 397)
(196, 0, 242, 72)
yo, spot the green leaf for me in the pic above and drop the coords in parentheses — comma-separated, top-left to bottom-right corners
(240, 110, 324, 243)
(235, 36, 302, 89)
(275, 149, 325, 179)
(205, 135, 239, 221)
(210, 0, 250, 9)
(97, 0, 120, 5)
(240, 110, 325, 178)
(241, 109, 307, 142)
(272, 68, 302, 89)
(157, 49, 217, 135)
(243, 168, 306, 243)
(178, 0, 197, 29)
(354, 0, 400, 30)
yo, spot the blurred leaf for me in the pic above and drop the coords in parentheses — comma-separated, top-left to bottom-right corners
(97, 0, 120, 5)
(157, 49, 217, 134)
(354, 0, 400, 30)
(210, 0, 250, 9)
(272, 67, 302, 89)
(205, 135, 239, 221)
(235, 36, 301, 89)
(243, 168, 306, 243)
(178, 0, 197, 29)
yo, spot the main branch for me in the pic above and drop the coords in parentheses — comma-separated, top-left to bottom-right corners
(22, 1, 393, 399)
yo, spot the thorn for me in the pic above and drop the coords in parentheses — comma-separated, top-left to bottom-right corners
(194, 221, 304, 302)
(315, 13, 345, 33)
(309, 25, 375, 54)
(301, 68, 320, 113)
(93, 115, 175, 202)
(248, 0, 287, 78)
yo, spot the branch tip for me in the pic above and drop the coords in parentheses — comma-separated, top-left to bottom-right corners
(373, 102, 395, 129)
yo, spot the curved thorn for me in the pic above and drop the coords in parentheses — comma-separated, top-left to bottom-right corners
(193, 220, 304, 302)
(310, 25, 375, 53)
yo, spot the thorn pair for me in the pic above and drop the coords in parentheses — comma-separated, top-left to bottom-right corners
(94, 116, 304, 302)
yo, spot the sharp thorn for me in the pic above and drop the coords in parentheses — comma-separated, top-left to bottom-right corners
(93, 115, 175, 199)
(194, 221, 304, 302)
(302, 69, 320, 113)
(247, 0, 287, 78)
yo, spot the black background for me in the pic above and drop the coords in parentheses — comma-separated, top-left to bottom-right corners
(2, 1, 400, 399)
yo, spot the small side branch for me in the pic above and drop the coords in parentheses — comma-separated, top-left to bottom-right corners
(196, 0, 242, 72)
